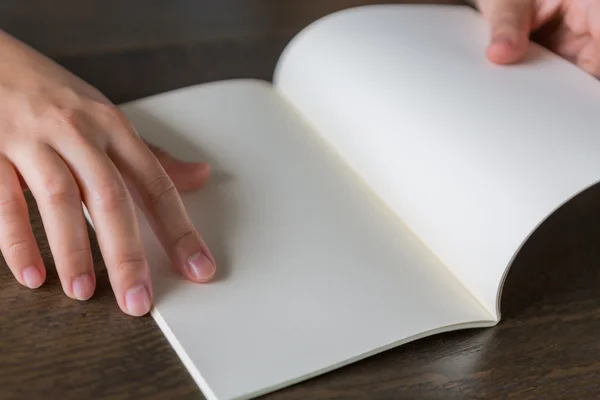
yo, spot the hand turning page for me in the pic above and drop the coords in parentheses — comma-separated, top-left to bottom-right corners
(274, 4, 600, 319)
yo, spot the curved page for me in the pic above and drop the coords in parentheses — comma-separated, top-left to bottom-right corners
(273, 4, 600, 318)
(107, 80, 492, 400)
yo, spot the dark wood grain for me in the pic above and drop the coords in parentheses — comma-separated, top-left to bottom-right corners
(1, 1, 600, 400)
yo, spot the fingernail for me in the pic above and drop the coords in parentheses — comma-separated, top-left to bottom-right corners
(72, 274, 94, 301)
(125, 285, 151, 316)
(187, 252, 216, 281)
(22, 267, 43, 289)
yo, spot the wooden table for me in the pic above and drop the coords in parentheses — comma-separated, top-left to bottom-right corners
(1, 1, 600, 399)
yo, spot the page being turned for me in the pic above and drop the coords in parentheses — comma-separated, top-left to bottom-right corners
(273, 4, 600, 319)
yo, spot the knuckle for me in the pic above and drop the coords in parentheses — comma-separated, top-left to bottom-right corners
(100, 103, 124, 121)
(92, 181, 130, 213)
(96, 102, 137, 136)
(0, 195, 25, 218)
(42, 175, 80, 207)
(47, 106, 91, 145)
(145, 175, 179, 206)
(171, 221, 197, 250)
(113, 253, 147, 276)
(50, 107, 80, 131)
(6, 237, 34, 259)
(95, 102, 119, 120)
(61, 247, 92, 272)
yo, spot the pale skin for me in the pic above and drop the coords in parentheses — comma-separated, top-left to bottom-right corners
(0, 1, 598, 317)
(476, 0, 600, 75)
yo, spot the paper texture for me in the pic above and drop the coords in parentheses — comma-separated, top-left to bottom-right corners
(119, 79, 491, 400)
(274, 4, 600, 318)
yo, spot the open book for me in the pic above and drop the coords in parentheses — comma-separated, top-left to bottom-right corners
(100, 3, 600, 400)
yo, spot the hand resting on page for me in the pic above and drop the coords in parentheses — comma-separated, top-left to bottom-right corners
(0, 30, 216, 317)
(0, 1, 598, 317)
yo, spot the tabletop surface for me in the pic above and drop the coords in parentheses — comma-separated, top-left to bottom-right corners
(1, 1, 600, 399)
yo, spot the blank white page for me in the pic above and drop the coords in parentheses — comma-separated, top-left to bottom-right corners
(115, 79, 490, 400)
(274, 4, 600, 319)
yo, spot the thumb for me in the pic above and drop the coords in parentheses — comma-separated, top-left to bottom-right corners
(162, 161, 211, 193)
(479, 0, 534, 64)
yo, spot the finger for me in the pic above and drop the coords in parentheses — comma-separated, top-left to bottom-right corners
(532, 0, 562, 30)
(163, 161, 211, 193)
(147, 142, 211, 192)
(576, 42, 600, 78)
(564, 0, 591, 36)
(480, 0, 534, 64)
(576, 2, 600, 77)
(539, 27, 587, 65)
(109, 132, 216, 283)
(587, 0, 600, 41)
(0, 156, 45, 289)
(13, 144, 95, 301)
(50, 133, 153, 317)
